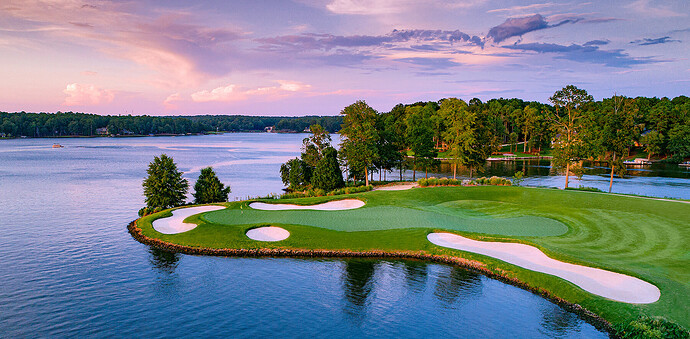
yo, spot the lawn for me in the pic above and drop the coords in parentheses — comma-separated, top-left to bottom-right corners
(137, 186, 689, 331)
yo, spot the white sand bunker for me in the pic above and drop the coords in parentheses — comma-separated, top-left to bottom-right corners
(152, 206, 226, 234)
(249, 199, 365, 211)
(246, 226, 290, 241)
(428, 232, 660, 304)
(375, 183, 418, 191)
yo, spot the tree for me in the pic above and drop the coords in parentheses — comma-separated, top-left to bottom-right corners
(405, 104, 437, 180)
(642, 131, 664, 161)
(668, 124, 690, 162)
(280, 158, 311, 189)
(311, 147, 345, 190)
(142, 154, 189, 209)
(192, 167, 231, 204)
(549, 85, 594, 189)
(301, 124, 332, 168)
(439, 98, 472, 179)
(596, 95, 639, 192)
(339, 100, 379, 186)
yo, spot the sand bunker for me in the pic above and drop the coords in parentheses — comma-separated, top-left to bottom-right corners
(249, 199, 365, 211)
(427, 232, 660, 304)
(375, 183, 417, 191)
(152, 205, 226, 234)
(246, 226, 290, 241)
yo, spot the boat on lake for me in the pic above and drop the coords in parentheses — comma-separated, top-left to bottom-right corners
(52, 143, 64, 148)
(679, 161, 690, 167)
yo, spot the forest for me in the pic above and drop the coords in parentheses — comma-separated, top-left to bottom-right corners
(0, 112, 343, 137)
(279, 86, 689, 194)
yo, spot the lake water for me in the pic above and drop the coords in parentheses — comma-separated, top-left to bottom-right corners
(7, 133, 681, 337)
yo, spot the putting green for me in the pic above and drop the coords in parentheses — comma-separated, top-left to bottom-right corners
(204, 204, 568, 236)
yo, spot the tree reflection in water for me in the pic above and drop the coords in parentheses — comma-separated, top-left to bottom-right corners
(402, 260, 428, 294)
(433, 266, 482, 307)
(341, 259, 377, 318)
(539, 302, 583, 337)
(149, 247, 180, 274)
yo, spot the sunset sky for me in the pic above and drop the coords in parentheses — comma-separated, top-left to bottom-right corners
(1, 0, 688, 116)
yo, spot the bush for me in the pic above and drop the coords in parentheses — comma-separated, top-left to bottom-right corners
(280, 185, 371, 199)
(616, 316, 689, 338)
(438, 177, 449, 186)
(418, 178, 428, 187)
(448, 178, 460, 186)
(427, 177, 439, 186)
(565, 186, 603, 192)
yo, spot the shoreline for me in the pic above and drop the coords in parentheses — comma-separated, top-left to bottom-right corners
(127, 219, 615, 335)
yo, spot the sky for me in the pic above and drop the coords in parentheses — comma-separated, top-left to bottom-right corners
(1, 0, 688, 116)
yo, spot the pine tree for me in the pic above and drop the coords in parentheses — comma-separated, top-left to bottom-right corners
(142, 154, 188, 209)
(192, 167, 231, 204)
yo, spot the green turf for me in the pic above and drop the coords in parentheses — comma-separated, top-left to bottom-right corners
(138, 186, 690, 330)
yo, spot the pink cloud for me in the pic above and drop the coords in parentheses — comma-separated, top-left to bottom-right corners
(190, 81, 311, 103)
(63, 83, 115, 106)
(2, 0, 244, 88)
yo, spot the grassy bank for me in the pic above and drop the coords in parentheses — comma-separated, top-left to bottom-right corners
(136, 186, 689, 333)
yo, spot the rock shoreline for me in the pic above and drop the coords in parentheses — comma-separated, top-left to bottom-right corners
(127, 219, 615, 336)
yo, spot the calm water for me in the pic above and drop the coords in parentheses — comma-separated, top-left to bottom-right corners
(0, 133, 655, 338)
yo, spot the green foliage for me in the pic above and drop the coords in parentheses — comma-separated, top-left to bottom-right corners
(311, 146, 345, 190)
(642, 130, 665, 160)
(417, 177, 461, 187)
(339, 100, 379, 185)
(193, 167, 231, 204)
(301, 124, 332, 167)
(280, 158, 312, 189)
(512, 170, 525, 186)
(549, 85, 594, 188)
(616, 316, 689, 339)
(565, 186, 603, 192)
(471, 176, 512, 186)
(280, 184, 372, 199)
(142, 154, 189, 209)
(667, 124, 690, 162)
(0, 111, 343, 137)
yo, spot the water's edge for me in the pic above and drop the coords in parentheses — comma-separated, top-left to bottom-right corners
(127, 219, 616, 336)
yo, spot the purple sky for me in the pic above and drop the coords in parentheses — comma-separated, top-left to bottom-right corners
(1, 0, 688, 116)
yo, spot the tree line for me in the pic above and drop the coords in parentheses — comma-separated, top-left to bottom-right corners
(282, 86, 689, 192)
(0, 111, 343, 137)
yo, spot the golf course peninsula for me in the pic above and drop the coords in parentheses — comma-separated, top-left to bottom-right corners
(130, 184, 689, 337)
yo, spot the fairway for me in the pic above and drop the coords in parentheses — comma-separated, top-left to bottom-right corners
(137, 186, 690, 331)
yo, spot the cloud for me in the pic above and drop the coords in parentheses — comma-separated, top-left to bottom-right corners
(257, 29, 483, 52)
(163, 93, 182, 109)
(630, 36, 681, 46)
(503, 42, 660, 67)
(191, 81, 311, 103)
(394, 57, 462, 70)
(486, 14, 549, 43)
(63, 83, 114, 106)
(583, 40, 609, 46)
(1, 0, 245, 88)
(324, 0, 485, 15)
(626, 0, 686, 18)
(487, 3, 557, 14)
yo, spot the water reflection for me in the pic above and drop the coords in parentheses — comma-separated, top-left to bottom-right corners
(539, 302, 584, 337)
(341, 259, 377, 317)
(402, 260, 428, 294)
(149, 247, 180, 274)
(433, 266, 482, 306)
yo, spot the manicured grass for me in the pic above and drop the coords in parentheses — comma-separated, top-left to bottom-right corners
(138, 186, 689, 331)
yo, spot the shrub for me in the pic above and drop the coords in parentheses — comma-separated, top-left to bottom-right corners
(448, 178, 460, 186)
(428, 177, 439, 186)
(616, 316, 689, 338)
(418, 178, 428, 187)
(565, 186, 603, 192)
(438, 177, 449, 186)
(512, 170, 525, 186)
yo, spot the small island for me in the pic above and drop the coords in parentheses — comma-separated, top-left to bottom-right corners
(129, 185, 689, 337)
